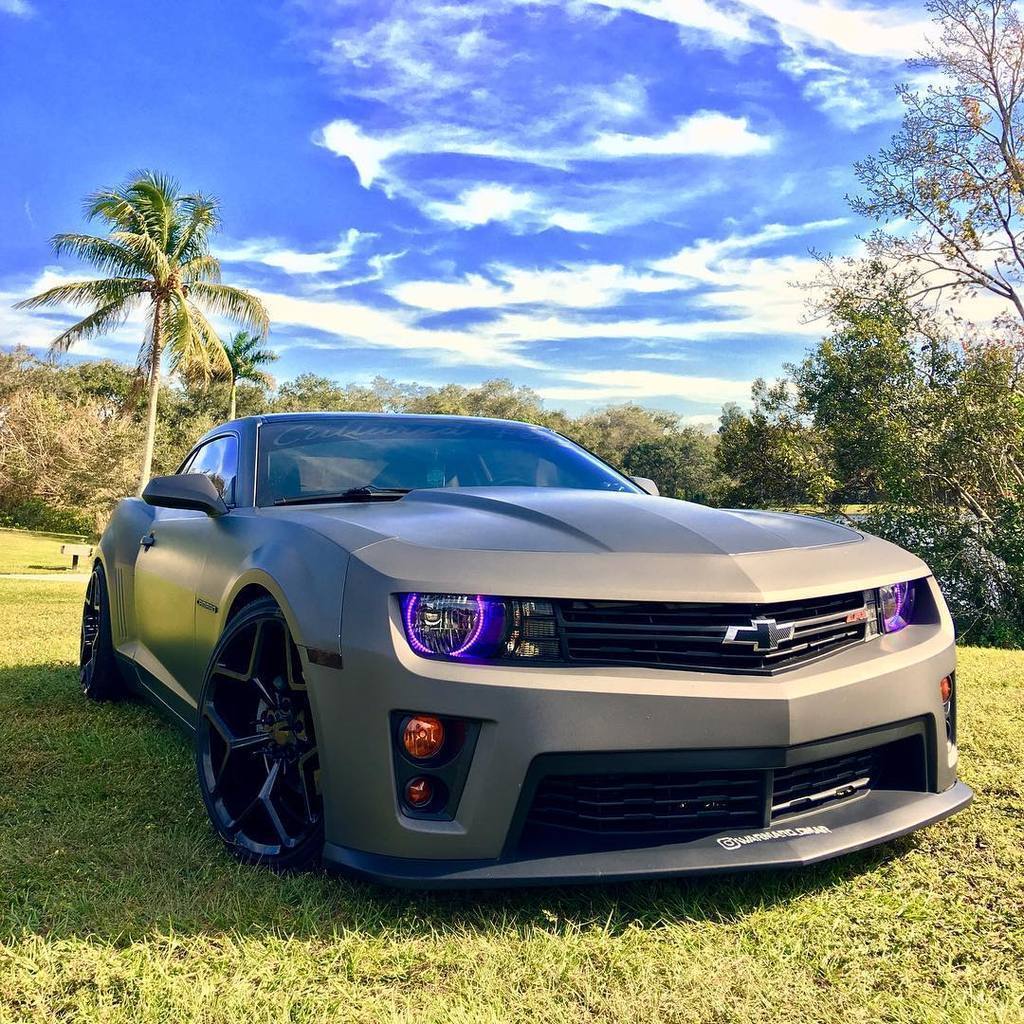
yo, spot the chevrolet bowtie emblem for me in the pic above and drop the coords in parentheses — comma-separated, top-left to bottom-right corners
(723, 617, 796, 652)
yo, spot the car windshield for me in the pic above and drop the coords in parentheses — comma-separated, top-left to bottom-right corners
(256, 417, 639, 505)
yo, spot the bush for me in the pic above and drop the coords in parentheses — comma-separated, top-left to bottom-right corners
(0, 499, 94, 537)
(859, 504, 1024, 648)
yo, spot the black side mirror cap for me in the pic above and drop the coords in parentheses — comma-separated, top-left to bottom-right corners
(142, 473, 229, 517)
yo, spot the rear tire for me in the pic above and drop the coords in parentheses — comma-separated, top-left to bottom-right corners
(194, 597, 324, 871)
(80, 562, 124, 701)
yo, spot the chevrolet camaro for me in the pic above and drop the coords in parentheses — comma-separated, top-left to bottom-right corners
(80, 412, 971, 885)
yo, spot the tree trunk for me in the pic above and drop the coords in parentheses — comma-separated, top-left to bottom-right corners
(137, 300, 164, 495)
(229, 379, 237, 421)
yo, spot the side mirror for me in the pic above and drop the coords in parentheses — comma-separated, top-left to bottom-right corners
(142, 473, 229, 517)
(630, 476, 660, 496)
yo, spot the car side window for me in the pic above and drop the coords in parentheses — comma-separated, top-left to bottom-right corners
(182, 435, 239, 505)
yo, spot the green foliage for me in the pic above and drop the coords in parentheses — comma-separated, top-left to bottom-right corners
(622, 429, 726, 502)
(861, 504, 1024, 648)
(0, 500, 95, 538)
(224, 331, 278, 419)
(716, 387, 835, 508)
(15, 171, 269, 491)
(0, 353, 723, 532)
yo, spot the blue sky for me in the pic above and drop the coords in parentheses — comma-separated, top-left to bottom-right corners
(0, 0, 939, 422)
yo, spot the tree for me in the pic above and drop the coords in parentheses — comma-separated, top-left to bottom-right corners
(622, 428, 727, 503)
(223, 331, 278, 420)
(571, 404, 679, 468)
(851, 0, 1024, 320)
(716, 387, 836, 509)
(15, 171, 269, 491)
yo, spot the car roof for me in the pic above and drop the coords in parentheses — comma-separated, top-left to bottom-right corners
(196, 411, 554, 446)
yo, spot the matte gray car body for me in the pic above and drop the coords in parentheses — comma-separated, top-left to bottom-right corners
(94, 412, 971, 886)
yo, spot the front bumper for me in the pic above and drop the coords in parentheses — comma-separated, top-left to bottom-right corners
(305, 568, 967, 886)
(323, 781, 972, 888)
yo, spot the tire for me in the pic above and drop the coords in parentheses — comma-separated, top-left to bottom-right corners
(80, 562, 124, 701)
(194, 597, 324, 871)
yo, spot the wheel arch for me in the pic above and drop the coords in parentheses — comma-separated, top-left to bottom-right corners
(220, 569, 307, 649)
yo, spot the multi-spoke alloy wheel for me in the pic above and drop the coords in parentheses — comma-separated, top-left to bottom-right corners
(195, 597, 323, 869)
(80, 562, 122, 701)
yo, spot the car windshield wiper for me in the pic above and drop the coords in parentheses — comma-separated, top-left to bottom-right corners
(273, 486, 411, 506)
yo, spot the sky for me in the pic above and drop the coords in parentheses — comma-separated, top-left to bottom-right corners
(0, 0, 945, 423)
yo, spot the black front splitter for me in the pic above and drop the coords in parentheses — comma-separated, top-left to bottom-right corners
(322, 781, 973, 889)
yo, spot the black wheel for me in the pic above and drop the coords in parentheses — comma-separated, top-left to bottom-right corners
(195, 597, 323, 870)
(80, 562, 124, 701)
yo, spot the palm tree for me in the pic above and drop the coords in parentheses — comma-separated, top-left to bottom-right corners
(223, 330, 278, 420)
(15, 171, 269, 492)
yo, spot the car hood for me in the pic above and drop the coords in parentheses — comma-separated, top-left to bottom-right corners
(276, 487, 862, 555)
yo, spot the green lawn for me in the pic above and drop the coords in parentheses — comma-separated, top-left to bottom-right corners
(0, 578, 1021, 1023)
(0, 528, 91, 574)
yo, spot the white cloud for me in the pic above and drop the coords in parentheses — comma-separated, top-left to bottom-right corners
(592, 111, 773, 157)
(537, 369, 752, 403)
(425, 185, 537, 227)
(216, 229, 373, 275)
(649, 217, 847, 279)
(590, 0, 928, 61)
(392, 263, 675, 312)
(317, 122, 403, 189)
(0, 0, 33, 16)
(738, 0, 928, 60)
(392, 218, 847, 319)
(588, 0, 758, 46)
(318, 110, 773, 189)
(421, 184, 601, 233)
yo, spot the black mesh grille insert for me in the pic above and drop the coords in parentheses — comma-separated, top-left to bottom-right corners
(771, 748, 880, 819)
(518, 736, 924, 855)
(527, 769, 764, 839)
(557, 591, 872, 674)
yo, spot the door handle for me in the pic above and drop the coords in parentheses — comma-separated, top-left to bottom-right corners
(140, 531, 156, 550)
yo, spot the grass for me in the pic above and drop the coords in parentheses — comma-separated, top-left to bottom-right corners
(0, 578, 1021, 1023)
(0, 528, 91, 574)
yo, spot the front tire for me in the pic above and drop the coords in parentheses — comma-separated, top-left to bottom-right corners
(194, 597, 324, 871)
(80, 562, 124, 701)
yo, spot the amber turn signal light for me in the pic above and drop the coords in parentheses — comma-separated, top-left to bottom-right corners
(402, 714, 445, 760)
(939, 675, 953, 705)
(405, 776, 433, 807)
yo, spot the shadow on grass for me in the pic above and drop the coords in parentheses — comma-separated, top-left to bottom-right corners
(0, 660, 919, 944)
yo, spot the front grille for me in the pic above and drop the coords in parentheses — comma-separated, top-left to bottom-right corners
(558, 591, 874, 674)
(771, 748, 880, 818)
(518, 735, 924, 854)
(527, 769, 764, 838)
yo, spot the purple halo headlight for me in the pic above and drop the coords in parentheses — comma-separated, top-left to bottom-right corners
(401, 593, 504, 658)
(879, 580, 916, 633)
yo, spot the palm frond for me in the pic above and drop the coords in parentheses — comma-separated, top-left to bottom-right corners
(84, 185, 145, 232)
(14, 277, 148, 310)
(85, 172, 181, 248)
(171, 193, 221, 263)
(163, 291, 231, 384)
(129, 175, 177, 250)
(189, 282, 270, 336)
(109, 231, 171, 281)
(49, 233, 148, 276)
(47, 298, 137, 353)
(242, 368, 276, 390)
(180, 254, 222, 285)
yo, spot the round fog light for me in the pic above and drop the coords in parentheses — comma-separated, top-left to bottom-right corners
(940, 675, 953, 705)
(402, 715, 446, 760)
(405, 777, 433, 808)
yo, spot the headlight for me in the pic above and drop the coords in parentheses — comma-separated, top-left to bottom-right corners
(400, 593, 560, 661)
(879, 580, 916, 633)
